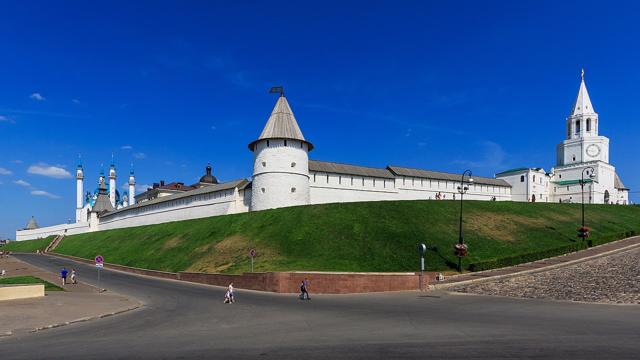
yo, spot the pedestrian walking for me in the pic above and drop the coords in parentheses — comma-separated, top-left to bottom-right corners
(300, 278, 310, 300)
(227, 282, 234, 303)
(71, 268, 77, 284)
(60, 267, 68, 286)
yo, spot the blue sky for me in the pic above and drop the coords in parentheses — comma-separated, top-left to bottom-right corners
(1, 1, 639, 238)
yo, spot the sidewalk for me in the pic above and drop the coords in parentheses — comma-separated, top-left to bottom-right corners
(0, 256, 141, 337)
(434, 235, 640, 288)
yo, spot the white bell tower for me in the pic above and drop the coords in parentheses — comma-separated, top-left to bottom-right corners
(249, 88, 313, 211)
(556, 70, 609, 166)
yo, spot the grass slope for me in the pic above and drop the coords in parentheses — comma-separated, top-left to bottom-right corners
(2, 236, 54, 253)
(49, 201, 640, 273)
(0, 275, 64, 291)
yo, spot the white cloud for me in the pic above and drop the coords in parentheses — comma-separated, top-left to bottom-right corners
(14, 179, 31, 187)
(31, 190, 61, 199)
(0, 115, 15, 124)
(121, 145, 133, 150)
(0, 167, 12, 175)
(11, 160, 23, 164)
(211, 125, 217, 131)
(30, 92, 46, 101)
(133, 152, 146, 159)
(27, 164, 72, 179)
(453, 140, 508, 169)
(72, 99, 81, 104)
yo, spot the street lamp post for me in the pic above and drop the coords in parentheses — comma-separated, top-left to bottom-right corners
(579, 167, 595, 241)
(456, 170, 473, 272)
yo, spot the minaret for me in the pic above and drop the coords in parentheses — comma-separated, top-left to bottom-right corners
(248, 88, 313, 211)
(109, 160, 117, 208)
(76, 160, 84, 222)
(128, 166, 136, 206)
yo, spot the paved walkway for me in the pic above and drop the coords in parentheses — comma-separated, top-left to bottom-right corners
(0, 256, 141, 336)
(435, 235, 640, 288)
(451, 246, 640, 304)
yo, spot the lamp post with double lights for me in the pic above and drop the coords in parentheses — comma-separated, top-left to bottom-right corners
(455, 170, 474, 272)
(578, 166, 596, 243)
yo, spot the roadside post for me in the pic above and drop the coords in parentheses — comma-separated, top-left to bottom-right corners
(417, 244, 427, 291)
(95, 255, 104, 292)
(249, 249, 256, 272)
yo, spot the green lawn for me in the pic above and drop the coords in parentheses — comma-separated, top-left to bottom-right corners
(2, 236, 54, 253)
(44, 200, 640, 273)
(0, 275, 64, 291)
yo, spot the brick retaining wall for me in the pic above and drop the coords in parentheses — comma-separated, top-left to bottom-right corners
(46, 252, 431, 294)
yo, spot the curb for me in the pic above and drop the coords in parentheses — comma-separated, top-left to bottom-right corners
(435, 240, 640, 289)
(29, 304, 143, 333)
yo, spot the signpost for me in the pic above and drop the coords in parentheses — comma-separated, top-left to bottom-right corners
(417, 244, 427, 291)
(95, 255, 104, 292)
(249, 249, 256, 272)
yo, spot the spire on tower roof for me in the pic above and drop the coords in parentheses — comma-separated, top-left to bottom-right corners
(571, 69, 595, 116)
(248, 90, 313, 151)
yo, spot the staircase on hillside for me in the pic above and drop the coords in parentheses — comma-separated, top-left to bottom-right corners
(45, 235, 65, 253)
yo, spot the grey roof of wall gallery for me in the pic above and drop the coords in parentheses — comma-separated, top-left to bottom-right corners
(309, 160, 511, 187)
(100, 179, 249, 218)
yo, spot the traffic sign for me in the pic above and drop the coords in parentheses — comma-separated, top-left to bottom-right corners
(249, 249, 256, 257)
(95, 255, 104, 264)
(95, 263, 104, 269)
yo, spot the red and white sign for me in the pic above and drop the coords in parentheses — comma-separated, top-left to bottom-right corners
(249, 249, 256, 258)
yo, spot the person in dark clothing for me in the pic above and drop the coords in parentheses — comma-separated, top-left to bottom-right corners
(60, 267, 68, 286)
(300, 278, 310, 300)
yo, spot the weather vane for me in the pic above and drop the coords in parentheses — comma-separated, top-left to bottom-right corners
(269, 86, 284, 97)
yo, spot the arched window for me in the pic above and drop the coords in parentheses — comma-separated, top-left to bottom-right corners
(520, 175, 525, 182)
(575, 120, 581, 134)
(586, 118, 591, 132)
(533, 175, 536, 182)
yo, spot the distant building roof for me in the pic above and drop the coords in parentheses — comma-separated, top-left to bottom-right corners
(198, 164, 218, 184)
(25, 216, 39, 230)
(614, 173, 628, 190)
(551, 179, 594, 186)
(248, 94, 313, 151)
(388, 166, 511, 187)
(495, 167, 544, 176)
(101, 179, 249, 218)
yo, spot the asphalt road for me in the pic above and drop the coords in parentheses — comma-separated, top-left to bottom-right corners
(3, 254, 639, 359)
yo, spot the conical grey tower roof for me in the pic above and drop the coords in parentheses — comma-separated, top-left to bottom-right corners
(91, 178, 114, 214)
(25, 216, 39, 230)
(248, 94, 313, 151)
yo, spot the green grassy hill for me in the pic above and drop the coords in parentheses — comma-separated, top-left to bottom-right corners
(5, 201, 640, 273)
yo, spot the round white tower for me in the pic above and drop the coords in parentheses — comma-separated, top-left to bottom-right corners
(128, 167, 136, 206)
(75, 162, 84, 222)
(109, 162, 117, 208)
(248, 90, 313, 211)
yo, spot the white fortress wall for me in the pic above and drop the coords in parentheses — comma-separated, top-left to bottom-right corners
(98, 186, 248, 231)
(309, 171, 400, 205)
(16, 221, 90, 241)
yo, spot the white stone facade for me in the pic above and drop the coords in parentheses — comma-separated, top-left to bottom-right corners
(15, 73, 630, 241)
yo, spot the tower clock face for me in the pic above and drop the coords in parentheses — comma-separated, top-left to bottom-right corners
(586, 144, 601, 158)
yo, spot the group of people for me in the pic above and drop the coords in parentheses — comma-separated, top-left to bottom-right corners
(60, 267, 77, 286)
(222, 278, 311, 303)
